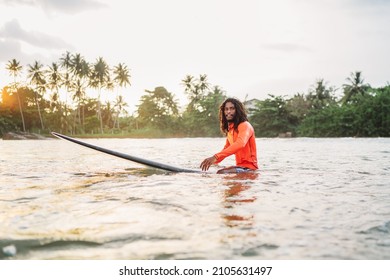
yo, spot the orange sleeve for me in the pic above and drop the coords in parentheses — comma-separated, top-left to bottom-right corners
(214, 138, 230, 164)
(214, 122, 253, 162)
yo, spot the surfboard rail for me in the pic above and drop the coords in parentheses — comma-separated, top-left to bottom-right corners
(51, 132, 201, 173)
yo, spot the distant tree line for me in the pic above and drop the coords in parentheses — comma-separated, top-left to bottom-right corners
(251, 73, 390, 137)
(1, 53, 389, 137)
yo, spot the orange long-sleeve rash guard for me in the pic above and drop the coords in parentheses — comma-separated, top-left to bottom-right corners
(214, 121, 258, 170)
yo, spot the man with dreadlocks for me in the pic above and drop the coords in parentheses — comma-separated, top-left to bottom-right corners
(200, 98, 258, 173)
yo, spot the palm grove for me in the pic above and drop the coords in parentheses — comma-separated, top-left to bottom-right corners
(1, 52, 389, 137)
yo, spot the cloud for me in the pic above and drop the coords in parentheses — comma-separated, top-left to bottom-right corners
(261, 42, 312, 53)
(0, 40, 52, 64)
(0, 19, 74, 50)
(0, 39, 23, 61)
(354, 0, 390, 5)
(0, 0, 107, 15)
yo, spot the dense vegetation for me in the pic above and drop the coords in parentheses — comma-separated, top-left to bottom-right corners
(1, 53, 389, 137)
(251, 77, 390, 137)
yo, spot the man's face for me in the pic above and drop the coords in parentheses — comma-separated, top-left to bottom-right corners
(224, 102, 236, 122)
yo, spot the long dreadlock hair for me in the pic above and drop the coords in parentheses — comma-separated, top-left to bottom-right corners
(219, 98, 248, 135)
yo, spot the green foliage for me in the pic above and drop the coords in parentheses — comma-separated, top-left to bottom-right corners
(342, 71, 370, 104)
(285, 93, 311, 123)
(306, 79, 337, 110)
(181, 75, 227, 137)
(83, 115, 100, 134)
(298, 87, 390, 137)
(248, 76, 390, 137)
(137, 87, 180, 133)
(250, 95, 296, 137)
(0, 109, 18, 135)
(352, 87, 390, 137)
(297, 104, 344, 137)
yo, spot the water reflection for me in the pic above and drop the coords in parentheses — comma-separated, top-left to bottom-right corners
(221, 172, 259, 229)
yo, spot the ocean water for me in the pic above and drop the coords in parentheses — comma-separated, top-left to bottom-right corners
(0, 137, 389, 259)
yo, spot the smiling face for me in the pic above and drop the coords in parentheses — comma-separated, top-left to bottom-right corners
(224, 101, 236, 122)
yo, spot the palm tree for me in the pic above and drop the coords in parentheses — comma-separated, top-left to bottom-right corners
(27, 60, 46, 130)
(181, 75, 194, 93)
(71, 79, 87, 133)
(113, 63, 131, 88)
(182, 74, 210, 111)
(89, 57, 110, 134)
(70, 53, 90, 133)
(113, 63, 131, 129)
(46, 62, 64, 132)
(342, 71, 370, 104)
(198, 74, 209, 92)
(59, 51, 74, 126)
(70, 53, 84, 77)
(6, 59, 26, 132)
(46, 62, 63, 110)
(46, 62, 62, 98)
(307, 79, 335, 109)
(113, 95, 128, 129)
(105, 76, 115, 129)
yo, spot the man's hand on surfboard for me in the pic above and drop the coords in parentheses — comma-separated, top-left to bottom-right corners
(200, 156, 217, 171)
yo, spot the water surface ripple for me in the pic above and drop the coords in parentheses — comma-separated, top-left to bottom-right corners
(0, 137, 389, 259)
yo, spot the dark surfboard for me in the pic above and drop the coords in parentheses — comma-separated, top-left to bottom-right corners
(51, 132, 200, 173)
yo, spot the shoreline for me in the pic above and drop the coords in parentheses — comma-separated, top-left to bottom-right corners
(2, 131, 388, 140)
(1, 131, 213, 140)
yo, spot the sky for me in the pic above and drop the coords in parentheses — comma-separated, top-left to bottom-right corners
(0, 0, 389, 113)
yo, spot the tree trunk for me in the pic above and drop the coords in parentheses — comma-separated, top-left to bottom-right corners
(35, 93, 44, 130)
(16, 92, 26, 132)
